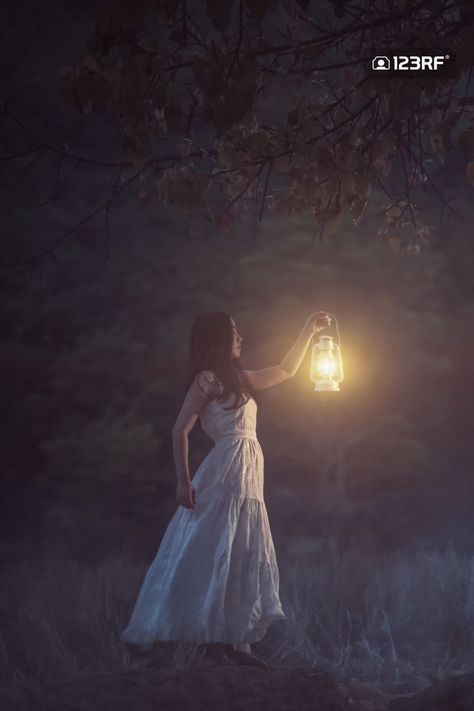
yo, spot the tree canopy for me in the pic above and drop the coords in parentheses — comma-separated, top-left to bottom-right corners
(2, 0, 474, 267)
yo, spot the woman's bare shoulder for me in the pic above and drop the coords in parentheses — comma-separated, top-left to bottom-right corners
(194, 370, 223, 397)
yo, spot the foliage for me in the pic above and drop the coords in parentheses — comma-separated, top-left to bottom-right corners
(58, 0, 474, 249)
(2, 1, 474, 269)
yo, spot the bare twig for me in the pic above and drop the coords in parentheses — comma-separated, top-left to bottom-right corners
(0, 164, 148, 270)
(1, 105, 132, 168)
(221, 161, 265, 214)
(258, 157, 273, 222)
(226, 0, 243, 82)
(11, 147, 48, 176)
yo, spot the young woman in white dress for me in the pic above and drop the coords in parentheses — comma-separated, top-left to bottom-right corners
(120, 309, 331, 667)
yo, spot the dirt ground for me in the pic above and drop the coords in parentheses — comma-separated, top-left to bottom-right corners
(1, 663, 473, 711)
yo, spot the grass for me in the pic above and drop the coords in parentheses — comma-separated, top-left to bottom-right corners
(0, 545, 473, 693)
(275, 544, 474, 689)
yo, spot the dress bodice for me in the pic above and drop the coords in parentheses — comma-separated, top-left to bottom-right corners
(199, 391, 258, 443)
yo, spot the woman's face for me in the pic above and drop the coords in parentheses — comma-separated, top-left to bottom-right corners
(230, 318, 243, 359)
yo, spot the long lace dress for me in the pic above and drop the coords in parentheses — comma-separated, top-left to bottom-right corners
(120, 375, 286, 645)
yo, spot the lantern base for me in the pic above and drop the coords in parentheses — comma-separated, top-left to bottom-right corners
(313, 380, 340, 392)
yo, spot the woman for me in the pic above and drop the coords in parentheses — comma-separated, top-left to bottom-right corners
(120, 309, 332, 667)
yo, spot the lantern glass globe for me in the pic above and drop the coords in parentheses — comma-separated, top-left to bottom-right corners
(310, 334, 344, 392)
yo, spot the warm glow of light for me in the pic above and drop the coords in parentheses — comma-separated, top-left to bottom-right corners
(316, 355, 337, 376)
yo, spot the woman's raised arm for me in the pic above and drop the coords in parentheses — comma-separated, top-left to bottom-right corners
(245, 312, 331, 391)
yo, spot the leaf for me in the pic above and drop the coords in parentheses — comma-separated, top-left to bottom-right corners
(249, 130, 271, 154)
(243, 0, 277, 23)
(372, 131, 397, 172)
(137, 172, 151, 202)
(101, 61, 121, 94)
(298, 172, 320, 202)
(157, 0, 181, 24)
(314, 145, 336, 177)
(345, 171, 371, 200)
(387, 236, 401, 254)
(83, 53, 103, 74)
(209, 83, 256, 135)
(151, 42, 171, 73)
(466, 161, 474, 188)
(429, 130, 447, 164)
(273, 153, 291, 173)
(159, 169, 210, 210)
(216, 142, 242, 169)
(192, 54, 223, 99)
(313, 204, 343, 239)
(119, 117, 152, 167)
(151, 80, 167, 109)
(458, 128, 474, 153)
(214, 212, 234, 231)
(164, 102, 183, 132)
(342, 149, 361, 173)
(169, 28, 187, 43)
(349, 195, 368, 225)
(401, 242, 421, 257)
(385, 204, 403, 221)
(415, 225, 433, 246)
(303, 44, 320, 62)
(239, 57, 261, 83)
(206, 0, 235, 32)
(112, 0, 153, 27)
(286, 108, 299, 126)
(59, 66, 114, 114)
(466, 161, 474, 187)
(121, 55, 150, 99)
(176, 139, 195, 158)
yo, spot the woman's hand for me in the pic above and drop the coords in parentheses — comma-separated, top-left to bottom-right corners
(176, 479, 196, 509)
(306, 311, 332, 335)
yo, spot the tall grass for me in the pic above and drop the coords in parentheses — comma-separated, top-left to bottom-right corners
(273, 544, 474, 687)
(1, 545, 473, 691)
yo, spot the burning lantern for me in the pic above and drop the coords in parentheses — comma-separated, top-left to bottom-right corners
(310, 316, 344, 391)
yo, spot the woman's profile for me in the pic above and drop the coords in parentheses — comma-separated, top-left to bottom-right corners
(120, 309, 332, 666)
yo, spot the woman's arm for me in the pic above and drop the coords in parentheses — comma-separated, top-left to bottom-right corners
(245, 312, 331, 391)
(172, 371, 220, 508)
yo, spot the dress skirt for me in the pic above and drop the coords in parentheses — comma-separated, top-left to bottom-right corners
(120, 395, 286, 645)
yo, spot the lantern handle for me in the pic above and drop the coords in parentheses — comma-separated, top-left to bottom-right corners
(327, 312, 341, 347)
(310, 312, 341, 349)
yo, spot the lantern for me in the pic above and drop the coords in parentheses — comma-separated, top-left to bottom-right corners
(310, 331, 344, 392)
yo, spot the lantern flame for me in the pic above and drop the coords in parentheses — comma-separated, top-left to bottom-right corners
(316, 354, 337, 376)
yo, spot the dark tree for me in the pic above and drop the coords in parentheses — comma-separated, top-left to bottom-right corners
(2, 0, 474, 267)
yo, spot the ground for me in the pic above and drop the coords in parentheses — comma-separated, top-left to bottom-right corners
(1, 663, 473, 711)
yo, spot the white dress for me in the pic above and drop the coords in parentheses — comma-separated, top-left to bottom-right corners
(120, 383, 286, 645)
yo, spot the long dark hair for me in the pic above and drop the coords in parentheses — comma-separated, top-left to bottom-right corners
(184, 311, 258, 410)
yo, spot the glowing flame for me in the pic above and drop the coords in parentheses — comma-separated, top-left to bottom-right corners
(316, 355, 337, 377)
